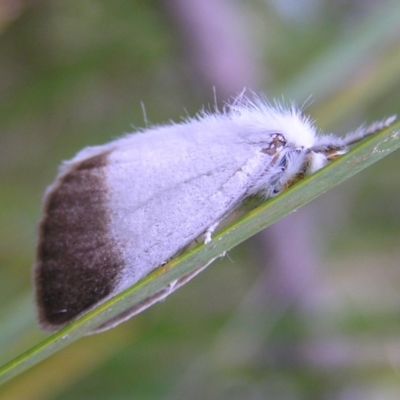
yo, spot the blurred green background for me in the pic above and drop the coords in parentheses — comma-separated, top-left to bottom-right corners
(1, 0, 400, 399)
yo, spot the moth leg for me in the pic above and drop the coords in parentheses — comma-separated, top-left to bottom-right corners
(204, 220, 221, 244)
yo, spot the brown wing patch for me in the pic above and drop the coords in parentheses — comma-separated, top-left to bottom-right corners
(35, 152, 124, 329)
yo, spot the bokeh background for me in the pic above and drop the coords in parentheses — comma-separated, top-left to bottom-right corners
(1, 0, 400, 399)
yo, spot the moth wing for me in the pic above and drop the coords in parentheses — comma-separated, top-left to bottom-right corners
(107, 125, 269, 292)
(35, 123, 273, 331)
(93, 128, 269, 332)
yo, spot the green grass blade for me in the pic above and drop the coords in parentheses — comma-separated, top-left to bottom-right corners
(0, 121, 399, 385)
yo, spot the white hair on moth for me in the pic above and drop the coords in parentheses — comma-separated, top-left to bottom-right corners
(34, 89, 396, 334)
(194, 94, 326, 181)
(193, 92, 318, 147)
(180, 93, 396, 197)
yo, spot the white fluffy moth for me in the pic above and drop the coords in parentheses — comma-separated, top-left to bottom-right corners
(34, 94, 396, 334)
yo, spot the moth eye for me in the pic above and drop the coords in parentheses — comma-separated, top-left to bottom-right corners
(261, 133, 287, 155)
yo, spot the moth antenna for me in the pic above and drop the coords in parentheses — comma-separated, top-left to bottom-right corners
(343, 115, 397, 146)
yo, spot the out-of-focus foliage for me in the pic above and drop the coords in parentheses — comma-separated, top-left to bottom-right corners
(1, 0, 400, 399)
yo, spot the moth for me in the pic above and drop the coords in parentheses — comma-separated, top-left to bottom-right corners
(34, 95, 396, 333)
